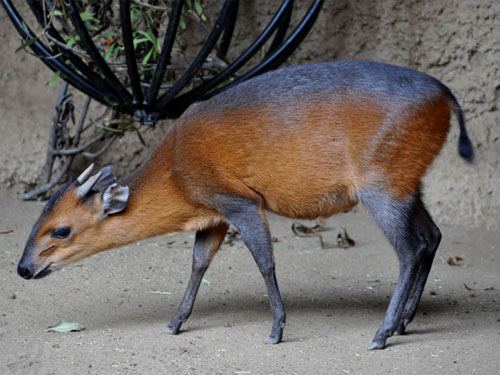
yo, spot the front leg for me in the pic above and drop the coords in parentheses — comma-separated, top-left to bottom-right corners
(167, 222, 229, 335)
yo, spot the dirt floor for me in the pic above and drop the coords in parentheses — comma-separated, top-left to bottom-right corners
(0, 191, 499, 375)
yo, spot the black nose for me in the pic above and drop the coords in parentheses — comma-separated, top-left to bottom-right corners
(17, 262, 34, 279)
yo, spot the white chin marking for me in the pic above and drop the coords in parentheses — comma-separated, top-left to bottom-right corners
(49, 263, 59, 271)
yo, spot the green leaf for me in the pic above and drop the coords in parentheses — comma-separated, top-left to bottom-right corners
(86, 24, 99, 31)
(47, 321, 85, 333)
(142, 48, 153, 65)
(48, 71, 61, 87)
(15, 37, 39, 53)
(100, 31, 120, 39)
(67, 35, 80, 47)
(136, 30, 160, 52)
(104, 97, 119, 107)
(193, 0, 203, 16)
(133, 38, 150, 48)
(201, 278, 211, 286)
(79, 11, 95, 21)
(51, 10, 63, 17)
(179, 15, 186, 30)
(105, 43, 115, 61)
(95, 124, 123, 133)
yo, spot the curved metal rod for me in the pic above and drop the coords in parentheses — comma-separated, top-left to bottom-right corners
(120, 0, 143, 105)
(64, 0, 133, 104)
(265, 0, 293, 57)
(26, 0, 121, 102)
(1, 0, 111, 104)
(144, 0, 183, 106)
(154, 0, 234, 114)
(218, 0, 239, 58)
(201, 0, 324, 101)
(163, 0, 293, 117)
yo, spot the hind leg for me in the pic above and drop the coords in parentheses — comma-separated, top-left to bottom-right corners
(359, 189, 427, 350)
(396, 197, 441, 335)
(217, 195, 286, 344)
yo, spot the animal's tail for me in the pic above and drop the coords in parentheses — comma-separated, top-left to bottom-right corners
(440, 85, 474, 162)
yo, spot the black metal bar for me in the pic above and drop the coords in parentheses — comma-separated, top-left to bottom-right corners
(154, 0, 233, 112)
(200, 0, 324, 101)
(218, 0, 239, 58)
(144, 0, 183, 106)
(4, 0, 323, 121)
(265, 0, 293, 57)
(163, 0, 293, 117)
(1, 0, 112, 105)
(26, 0, 121, 103)
(119, 0, 143, 105)
(64, 0, 133, 104)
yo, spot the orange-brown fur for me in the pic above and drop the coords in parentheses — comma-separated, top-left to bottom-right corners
(32, 93, 452, 271)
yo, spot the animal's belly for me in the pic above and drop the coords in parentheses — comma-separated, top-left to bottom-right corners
(261, 182, 359, 220)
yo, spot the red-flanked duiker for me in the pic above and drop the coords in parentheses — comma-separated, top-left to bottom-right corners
(18, 61, 473, 349)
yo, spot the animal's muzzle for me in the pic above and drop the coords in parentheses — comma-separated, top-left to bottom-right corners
(17, 261, 34, 279)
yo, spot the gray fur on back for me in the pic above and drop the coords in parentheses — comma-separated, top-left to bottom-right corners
(186, 61, 449, 117)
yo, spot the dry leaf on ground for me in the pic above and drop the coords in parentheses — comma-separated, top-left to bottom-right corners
(47, 321, 85, 333)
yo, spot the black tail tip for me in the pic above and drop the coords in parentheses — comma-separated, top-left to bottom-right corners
(458, 136, 474, 162)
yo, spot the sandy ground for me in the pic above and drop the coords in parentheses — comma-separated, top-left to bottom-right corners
(0, 191, 499, 375)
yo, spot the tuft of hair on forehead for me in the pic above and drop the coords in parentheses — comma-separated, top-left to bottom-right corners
(41, 179, 78, 215)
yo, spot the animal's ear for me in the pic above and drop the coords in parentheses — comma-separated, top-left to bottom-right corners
(101, 183, 129, 218)
(92, 165, 117, 192)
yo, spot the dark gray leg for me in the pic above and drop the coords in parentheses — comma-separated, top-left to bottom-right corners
(167, 223, 229, 335)
(359, 189, 426, 350)
(396, 198, 441, 335)
(218, 196, 286, 344)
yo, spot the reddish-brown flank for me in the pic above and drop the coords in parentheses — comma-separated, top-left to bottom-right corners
(33, 92, 452, 267)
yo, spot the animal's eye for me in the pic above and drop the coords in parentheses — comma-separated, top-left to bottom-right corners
(51, 226, 71, 239)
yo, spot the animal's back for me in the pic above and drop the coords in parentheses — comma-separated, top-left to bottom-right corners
(172, 62, 454, 219)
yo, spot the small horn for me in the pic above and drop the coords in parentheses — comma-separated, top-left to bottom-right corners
(77, 163, 95, 184)
(77, 171, 102, 198)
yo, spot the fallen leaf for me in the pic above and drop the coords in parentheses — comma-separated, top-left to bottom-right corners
(0, 229, 13, 234)
(145, 290, 171, 295)
(47, 321, 85, 333)
(201, 278, 211, 286)
(291, 220, 326, 236)
(291, 220, 334, 248)
(336, 226, 355, 248)
(447, 256, 464, 266)
(464, 283, 494, 291)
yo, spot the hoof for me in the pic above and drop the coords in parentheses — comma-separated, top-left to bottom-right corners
(166, 322, 181, 335)
(395, 324, 406, 336)
(395, 318, 409, 335)
(367, 341, 386, 350)
(265, 335, 282, 345)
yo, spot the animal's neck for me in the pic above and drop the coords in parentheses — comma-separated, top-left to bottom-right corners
(94, 135, 208, 250)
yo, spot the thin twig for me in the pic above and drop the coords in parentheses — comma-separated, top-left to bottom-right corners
(50, 133, 106, 155)
(20, 156, 74, 200)
(82, 135, 117, 158)
(131, 0, 171, 11)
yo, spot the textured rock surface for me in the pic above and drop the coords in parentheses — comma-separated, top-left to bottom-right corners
(1, 0, 498, 229)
